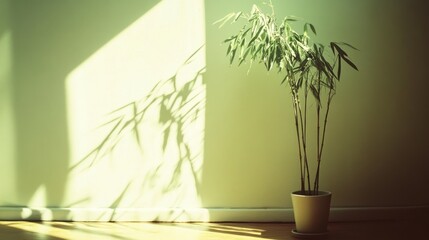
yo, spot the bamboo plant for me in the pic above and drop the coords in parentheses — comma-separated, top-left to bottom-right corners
(215, 2, 358, 195)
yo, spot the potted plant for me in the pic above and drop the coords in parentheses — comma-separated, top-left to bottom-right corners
(215, 1, 358, 237)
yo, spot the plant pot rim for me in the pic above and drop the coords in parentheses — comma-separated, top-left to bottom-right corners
(291, 190, 331, 197)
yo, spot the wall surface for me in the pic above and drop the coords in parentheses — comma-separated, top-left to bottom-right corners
(0, 0, 428, 221)
(202, 0, 429, 209)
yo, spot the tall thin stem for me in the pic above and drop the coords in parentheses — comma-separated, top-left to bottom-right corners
(291, 90, 304, 192)
(296, 90, 311, 194)
(315, 72, 321, 195)
(303, 75, 310, 194)
(314, 85, 334, 192)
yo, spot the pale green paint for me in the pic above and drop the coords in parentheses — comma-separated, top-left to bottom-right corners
(0, 0, 428, 213)
(0, 0, 17, 204)
(202, 0, 429, 208)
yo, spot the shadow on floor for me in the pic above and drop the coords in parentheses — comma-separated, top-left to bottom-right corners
(0, 222, 66, 240)
(1, 220, 428, 240)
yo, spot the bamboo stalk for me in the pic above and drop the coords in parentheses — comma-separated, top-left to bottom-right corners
(296, 90, 311, 194)
(291, 88, 305, 192)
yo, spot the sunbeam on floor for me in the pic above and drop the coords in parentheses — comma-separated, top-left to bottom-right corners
(0, 220, 428, 240)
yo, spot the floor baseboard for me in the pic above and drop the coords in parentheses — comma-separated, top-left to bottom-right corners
(0, 206, 427, 222)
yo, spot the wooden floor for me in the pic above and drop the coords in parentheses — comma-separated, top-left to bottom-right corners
(0, 220, 428, 240)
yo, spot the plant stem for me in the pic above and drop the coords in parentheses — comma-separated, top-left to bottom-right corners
(296, 90, 311, 194)
(291, 91, 305, 192)
(315, 73, 321, 195)
(303, 74, 310, 194)
(314, 85, 334, 193)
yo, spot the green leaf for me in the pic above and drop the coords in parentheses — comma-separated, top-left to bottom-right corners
(337, 42, 359, 50)
(297, 41, 310, 52)
(226, 43, 232, 56)
(332, 42, 347, 57)
(285, 15, 300, 22)
(315, 43, 325, 51)
(309, 23, 317, 35)
(248, 25, 264, 47)
(268, 47, 275, 70)
(310, 84, 320, 104)
(241, 27, 251, 38)
(304, 23, 317, 35)
(252, 43, 263, 58)
(233, 12, 242, 22)
(281, 75, 288, 85)
(240, 37, 247, 48)
(321, 54, 335, 78)
(330, 42, 336, 54)
(240, 38, 246, 53)
(286, 42, 296, 57)
(223, 35, 237, 43)
(230, 48, 237, 64)
(213, 12, 235, 28)
(251, 4, 259, 14)
(239, 47, 251, 66)
(341, 55, 359, 71)
(299, 58, 308, 70)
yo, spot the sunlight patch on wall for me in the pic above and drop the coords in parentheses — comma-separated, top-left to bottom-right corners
(65, 0, 206, 212)
(26, 185, 47, 207)
(0, 30, 17, 204)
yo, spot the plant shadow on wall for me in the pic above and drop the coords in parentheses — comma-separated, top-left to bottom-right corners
(70, 46, 206, 221)
(7, 0, 160, 212)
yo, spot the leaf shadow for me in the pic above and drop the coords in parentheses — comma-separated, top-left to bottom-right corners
(69, 45, 206, 221)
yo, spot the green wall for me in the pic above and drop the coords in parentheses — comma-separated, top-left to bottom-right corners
(0, 0, 16, 204)
(0, 0, 162, 207)
(0, 0, 428, 216)
(201, 0, 429, 208)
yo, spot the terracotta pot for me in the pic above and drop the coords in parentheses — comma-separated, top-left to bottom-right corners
(291, 191, 332, 234)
